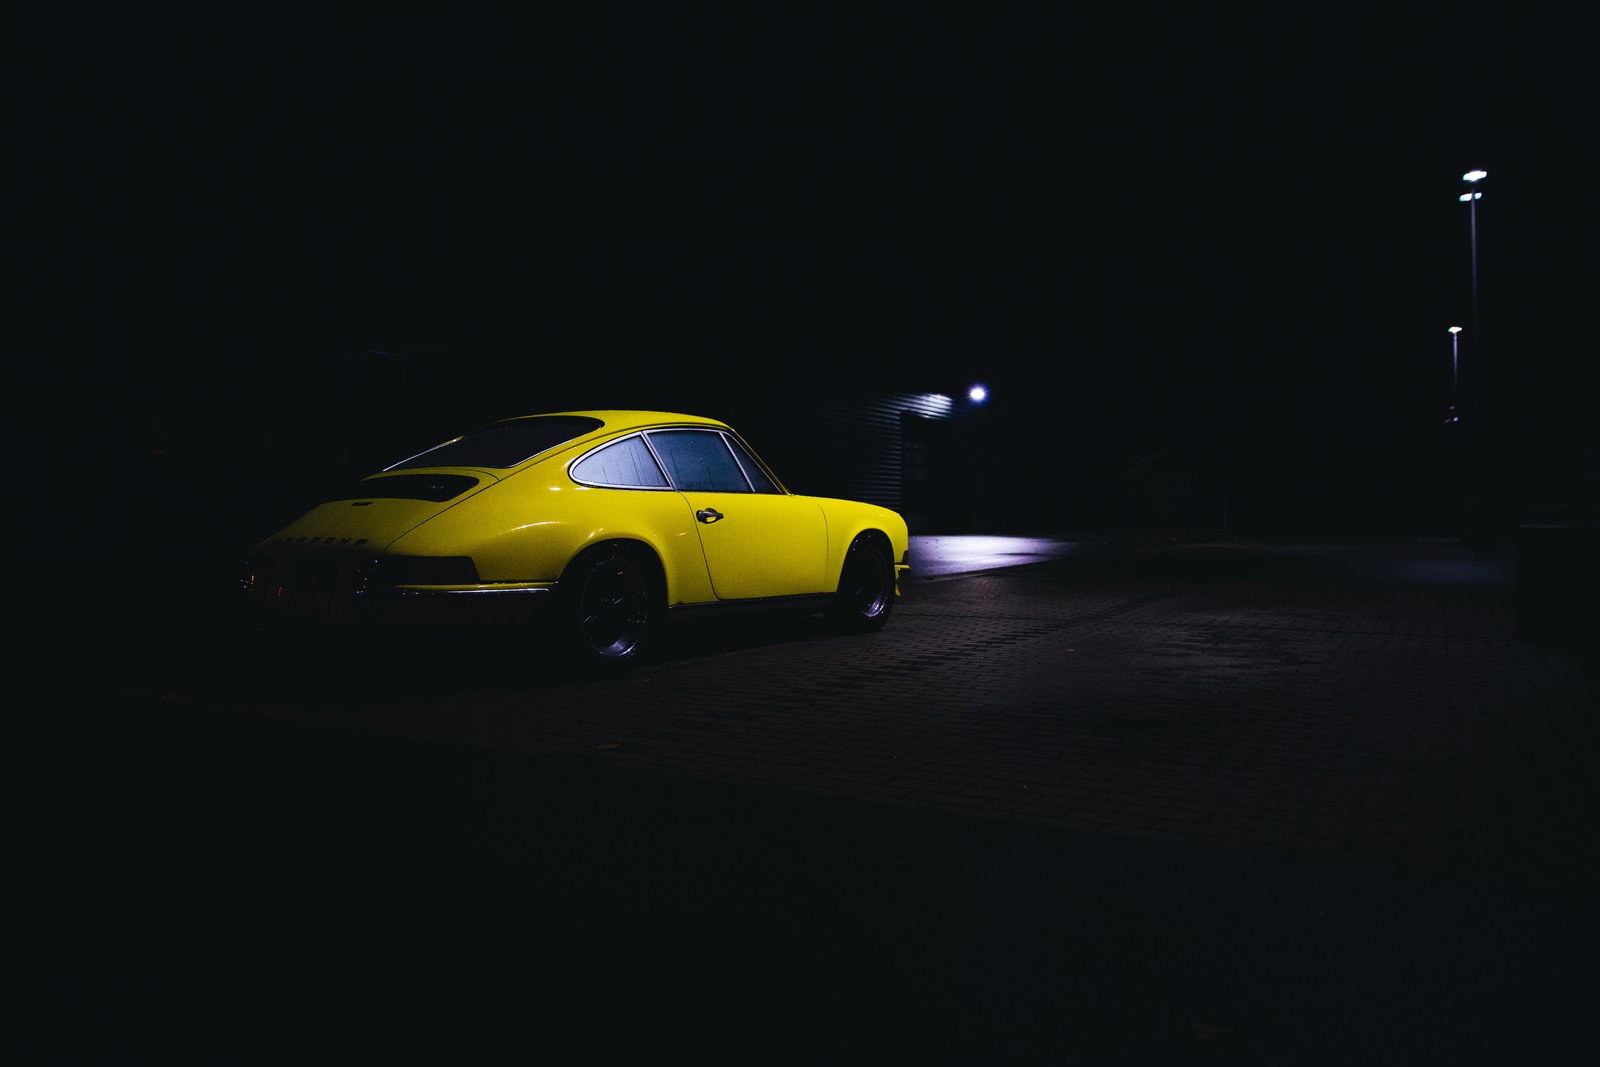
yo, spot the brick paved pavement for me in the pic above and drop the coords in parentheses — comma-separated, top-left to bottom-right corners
(95, 535, 1599, 894)
(25, 536, 1600, 1064)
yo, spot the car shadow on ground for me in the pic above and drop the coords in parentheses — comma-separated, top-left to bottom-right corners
(149, 607, 848, 707)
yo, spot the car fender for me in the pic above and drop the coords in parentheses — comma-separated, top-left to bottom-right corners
(810, 497, 911, 589)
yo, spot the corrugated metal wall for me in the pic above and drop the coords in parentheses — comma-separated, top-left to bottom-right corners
(818, 392, 956, 511)
(727, 391, 966, 531)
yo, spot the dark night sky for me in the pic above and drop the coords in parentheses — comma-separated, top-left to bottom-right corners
(13, 4, 1591, 521)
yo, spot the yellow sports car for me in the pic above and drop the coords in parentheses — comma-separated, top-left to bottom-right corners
(241, 410, 911, 669)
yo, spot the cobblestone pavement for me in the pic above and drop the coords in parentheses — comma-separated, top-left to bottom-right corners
(26, 537, 1600, 1064)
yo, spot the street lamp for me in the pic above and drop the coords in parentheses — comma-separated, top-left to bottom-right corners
(1458, 169, 1486, 417)
(1446, 326, 1462, 423)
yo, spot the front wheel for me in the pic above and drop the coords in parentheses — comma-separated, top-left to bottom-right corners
(826, 534, 896, 633)
(559, 546, 657, 670)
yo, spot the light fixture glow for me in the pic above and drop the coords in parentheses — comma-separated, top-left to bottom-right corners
(1463, 169, 1488, 182)
(1448, 326, 1462, 334)
(967, 385, 988, 403)
(1458, 192, 1482, 202)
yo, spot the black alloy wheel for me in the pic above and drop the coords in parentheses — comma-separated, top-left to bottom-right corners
(566, 548, 655, 667)
(827, 534, 895, 632)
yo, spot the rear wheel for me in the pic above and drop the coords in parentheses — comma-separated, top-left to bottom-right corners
(560, 545, 658, 670)
(826, 533, 896, 632)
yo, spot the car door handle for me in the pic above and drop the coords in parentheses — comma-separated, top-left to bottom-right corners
(696, 509, 724, 524)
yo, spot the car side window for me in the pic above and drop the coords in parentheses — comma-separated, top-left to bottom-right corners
(724, 436, 783, 494)
(570, 435, 670, 488)
(647, 430, 757, 493)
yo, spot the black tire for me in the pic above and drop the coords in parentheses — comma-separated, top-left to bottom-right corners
(826, 533, 896, 632)
(559, 545, 658, 670)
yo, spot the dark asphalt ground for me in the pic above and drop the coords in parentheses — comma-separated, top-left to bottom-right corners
(18, 535, 1599, 1065)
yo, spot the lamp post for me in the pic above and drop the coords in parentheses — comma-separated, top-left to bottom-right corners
(1458, 168, 1486, 422)
(1446, 326, 1462, 423)
(1456, 170, 1495, 545)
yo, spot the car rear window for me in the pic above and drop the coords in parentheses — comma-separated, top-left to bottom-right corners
(385, 415, 604, 470)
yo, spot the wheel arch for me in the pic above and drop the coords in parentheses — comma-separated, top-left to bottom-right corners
(561, 537, 668, 608)
(830, 526, 895, 590)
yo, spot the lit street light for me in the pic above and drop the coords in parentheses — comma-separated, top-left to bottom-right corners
(1459, 168, 1487, 423)
(1446, 326, 1462, 423)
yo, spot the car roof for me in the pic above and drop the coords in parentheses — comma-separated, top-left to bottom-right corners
(502, 410, 732, 432)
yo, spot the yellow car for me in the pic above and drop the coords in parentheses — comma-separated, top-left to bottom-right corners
(241, 410, 911, 669)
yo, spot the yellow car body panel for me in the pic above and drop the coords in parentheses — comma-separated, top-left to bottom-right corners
(386, 478, 718, 606)
(680, 490, 828, 598)
(256, 476, 501, 556)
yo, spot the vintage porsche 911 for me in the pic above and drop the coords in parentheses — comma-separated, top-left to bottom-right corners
(241, 410, 911, 669)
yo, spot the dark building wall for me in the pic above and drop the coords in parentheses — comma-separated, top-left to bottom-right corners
(200, 342, 996, 539)
(723, 391, 986, 534)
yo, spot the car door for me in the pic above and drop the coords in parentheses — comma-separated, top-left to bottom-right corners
(646, 429, 828, 600)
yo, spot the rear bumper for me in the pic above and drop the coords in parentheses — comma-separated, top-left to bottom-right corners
(242, 555, 557, 629)
(360, 583, 556, 627)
